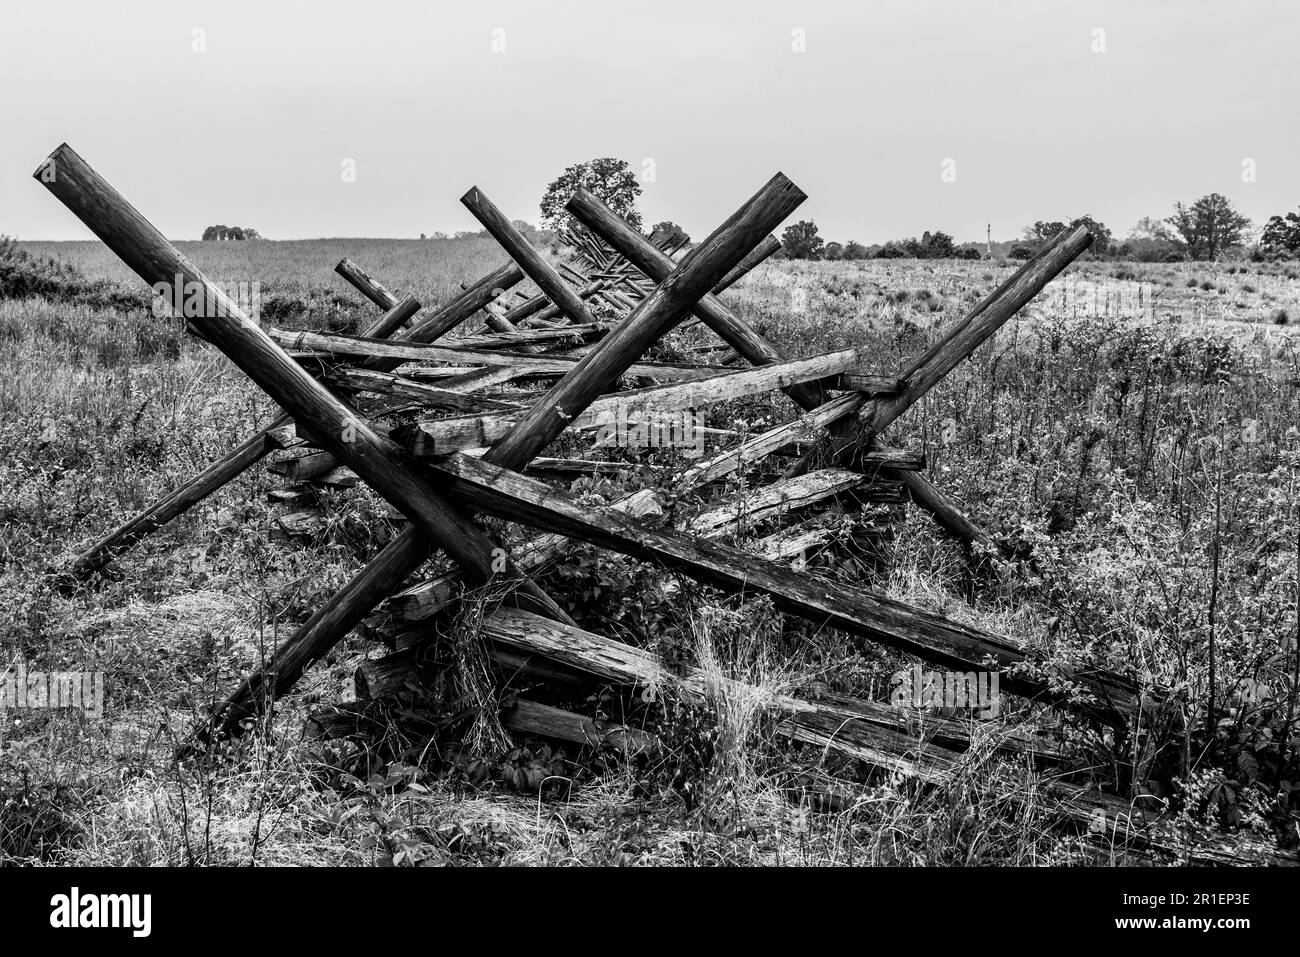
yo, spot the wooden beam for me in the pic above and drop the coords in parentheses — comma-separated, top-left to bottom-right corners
(270, 329, 722, 381)
(390, 261, 525, 352)
(322, 368, 524, 414)
(335, 258, 399, 310)
(402, 349, 863, 456)
(429, 452, 1141, 725)
(691, 469, 865, 539)
(499, 697, 656, 754)
(461, 186, 598, 327)
(717, 235, 780, 288)
(858, 225, 1093, 437)
(676, 393, 865, 490)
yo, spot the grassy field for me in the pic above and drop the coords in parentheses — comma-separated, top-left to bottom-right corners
(2, 238, 1298, 865)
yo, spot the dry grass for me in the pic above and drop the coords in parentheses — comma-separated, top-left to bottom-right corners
(2, 242, 1296, 865)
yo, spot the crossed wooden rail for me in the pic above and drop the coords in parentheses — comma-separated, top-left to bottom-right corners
(41, 143, 1251, 861)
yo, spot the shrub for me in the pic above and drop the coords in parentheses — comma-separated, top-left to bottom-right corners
(0, 235, 147, 311)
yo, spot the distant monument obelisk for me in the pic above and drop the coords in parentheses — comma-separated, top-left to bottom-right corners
(986, 223, 992, 257)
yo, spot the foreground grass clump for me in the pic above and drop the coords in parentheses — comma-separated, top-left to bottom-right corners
(1, 245, 1297, 864)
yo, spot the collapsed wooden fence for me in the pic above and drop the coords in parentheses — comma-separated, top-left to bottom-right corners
(33, 144, 1292, 864)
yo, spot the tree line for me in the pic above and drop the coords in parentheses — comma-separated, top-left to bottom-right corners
(197, 156, 1300, 264)
(779, 194, 1300, 263)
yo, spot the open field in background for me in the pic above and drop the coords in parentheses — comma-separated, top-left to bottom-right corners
(2, 239, 1299, 865)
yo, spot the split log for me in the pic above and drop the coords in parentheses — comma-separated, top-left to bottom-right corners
(691, 469, 865, 539)
(676, 393, 865, 490)
(429, 452, 1141, 725)
(386, 261, 525, 350)
(359, 294, 421, 341)
(267, 486, 315, 507)
(271, 329, 722, 381)
(312, 467, 359, 489)
(267, 450, 341, 484)
(448, 323, 604, 350)
(403, 349, 864, 456)
(323, 368, 523, 414)
(272, 509, 326, 540)
(856, 226, 1092, 436)
(751, 525, 835, 562)
(716, 235, 780, 289)
(500, 698, 656, 754)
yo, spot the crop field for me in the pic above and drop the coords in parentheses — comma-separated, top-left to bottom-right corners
(2, 238, 1299, 865)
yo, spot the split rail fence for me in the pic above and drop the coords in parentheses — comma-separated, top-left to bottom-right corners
(34, 144, 1293, 865)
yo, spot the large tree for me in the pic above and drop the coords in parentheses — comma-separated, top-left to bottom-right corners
(1260, 208, 1300, 258)
(650, 221, 690, 247)
(1023, 220, 1068, 245)
(201, 224, 260, 241)
(1024, 216, 1111, 254)
(1127, 216, 1174, 242)
(1167, 193, 1252, 260)
(781, 220, 824, 260)
(920, 230, 955, 257)
(540, 158, 642, 235)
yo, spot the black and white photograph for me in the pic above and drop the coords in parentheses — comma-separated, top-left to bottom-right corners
(0, 0, 1295, 932)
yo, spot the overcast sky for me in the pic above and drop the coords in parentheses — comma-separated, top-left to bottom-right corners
(3, 0, 1297, 244)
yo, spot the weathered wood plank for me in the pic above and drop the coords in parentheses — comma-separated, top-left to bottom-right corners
(271, 329, 723, 381)
(403, 349, 862, 456)
(323, 367, 524, 414)
(429, 453, 1141, 725)
(692, 469, 865, 539)
(500, 697, 656, 754)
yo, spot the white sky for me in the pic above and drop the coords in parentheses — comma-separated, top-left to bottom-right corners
(2, 0, 1297, 243)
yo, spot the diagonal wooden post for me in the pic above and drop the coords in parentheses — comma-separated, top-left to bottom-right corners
(461, 187, 599, 328)
(335, 258, 400, 310)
